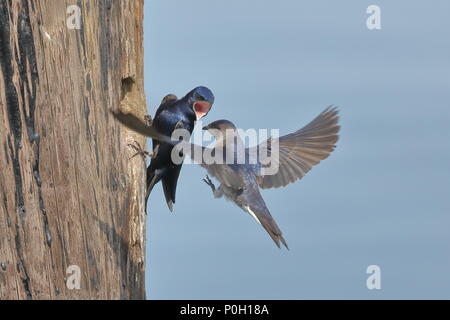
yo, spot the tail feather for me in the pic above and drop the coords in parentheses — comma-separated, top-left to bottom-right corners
(244, 204, 289, 250)
(261, 221, 289, 250)
(145, 167, 163, 212)
(161, 178, 175, 212)
(161, 166, 182, 213)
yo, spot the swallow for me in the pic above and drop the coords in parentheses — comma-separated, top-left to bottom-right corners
(113, 106, 339, 248)
(113, 86, 214, 212)
(197, 107, 339, 248)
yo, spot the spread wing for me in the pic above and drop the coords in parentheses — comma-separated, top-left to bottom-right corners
(252, 106, 340, 189)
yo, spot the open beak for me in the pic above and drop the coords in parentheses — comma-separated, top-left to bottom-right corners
(193, 101, 212, 120)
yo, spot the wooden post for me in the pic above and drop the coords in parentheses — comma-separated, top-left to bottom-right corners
(0, 0, 147, 299)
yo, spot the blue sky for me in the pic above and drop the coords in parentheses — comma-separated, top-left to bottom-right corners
(143, 0, 450, 299)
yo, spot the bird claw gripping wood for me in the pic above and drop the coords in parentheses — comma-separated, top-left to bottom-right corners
(144, 114, 153, 127)
(128, 140, 154, 160)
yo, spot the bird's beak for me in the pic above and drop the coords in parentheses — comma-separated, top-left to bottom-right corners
(202, 125, 209, 131)
(193, 101, 212, 120)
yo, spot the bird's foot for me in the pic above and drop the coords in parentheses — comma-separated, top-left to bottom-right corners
(144, 114, 153, 127)
(202, 175, 216, 192)
(128, 140, 153, 160)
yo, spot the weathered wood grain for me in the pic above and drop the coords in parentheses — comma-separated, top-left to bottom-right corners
(0, 0, 148, 299)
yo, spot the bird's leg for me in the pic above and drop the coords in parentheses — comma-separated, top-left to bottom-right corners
(203, 175, 216, 191)
(144, 114, 153, 127)
(128, 140, 153, 160)
(202, 175, 223, 198)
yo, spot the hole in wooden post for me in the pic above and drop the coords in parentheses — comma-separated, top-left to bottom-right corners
(121, 76, 135, 100)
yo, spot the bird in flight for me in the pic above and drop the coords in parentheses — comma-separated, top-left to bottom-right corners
(112, 106, 339, 248)
(116, 86, 215, 212)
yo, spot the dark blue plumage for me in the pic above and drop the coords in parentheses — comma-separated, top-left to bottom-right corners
(146, 86, 215, 212)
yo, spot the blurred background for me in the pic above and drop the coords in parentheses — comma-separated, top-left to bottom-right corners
(143, 0, 450, 299)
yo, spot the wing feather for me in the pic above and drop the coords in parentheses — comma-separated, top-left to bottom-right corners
(253, 106, 340, 189)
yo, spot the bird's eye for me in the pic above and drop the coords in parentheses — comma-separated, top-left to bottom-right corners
(197, 95, 205, 101)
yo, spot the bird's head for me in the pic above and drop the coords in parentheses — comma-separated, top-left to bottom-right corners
(203, 119, 236, 132)
(187, 86, 215, 120)
(202, 119, 237, 144)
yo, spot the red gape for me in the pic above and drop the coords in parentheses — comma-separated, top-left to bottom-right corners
(193, 101, 211, 119)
